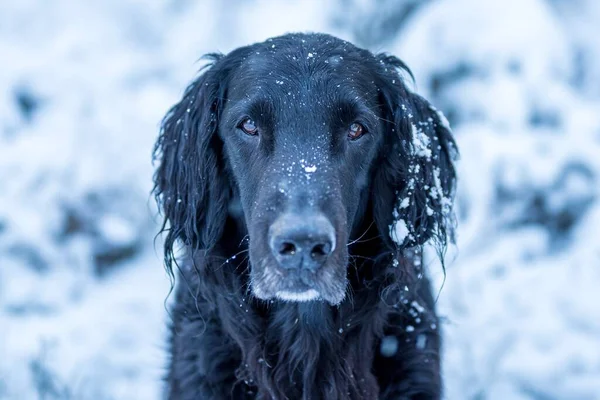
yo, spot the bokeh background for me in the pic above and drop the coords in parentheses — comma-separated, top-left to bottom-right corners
(1, 0, 599, 399)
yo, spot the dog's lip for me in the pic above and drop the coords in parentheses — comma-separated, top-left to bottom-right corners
(276, 288, 321, 302)
(253, 269, 318, 295)
(251, 275, 346, 305)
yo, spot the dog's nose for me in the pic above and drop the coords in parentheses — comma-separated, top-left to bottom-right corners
(269, 213, 336, 271)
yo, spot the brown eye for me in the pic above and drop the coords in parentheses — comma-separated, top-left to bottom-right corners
(240, 118, 258, 135)
(348, 122, 365, 140)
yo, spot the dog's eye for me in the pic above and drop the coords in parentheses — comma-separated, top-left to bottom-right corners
(240, 118, 259, 135)
(348, 122, 365, 140)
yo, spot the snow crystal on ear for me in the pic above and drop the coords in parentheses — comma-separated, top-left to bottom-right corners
(411, 123, 432, 159)
(429, 167, 453, 215)
(390, 218, 410, 245)
(416, 334, 427, 350)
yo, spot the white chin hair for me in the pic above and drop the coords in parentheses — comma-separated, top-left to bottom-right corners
(276, 289, 320, 302)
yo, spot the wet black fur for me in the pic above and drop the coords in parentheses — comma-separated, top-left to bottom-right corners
(153, 33, 457, 400)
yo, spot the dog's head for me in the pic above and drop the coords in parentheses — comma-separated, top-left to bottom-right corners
(154, 33, 456, 305)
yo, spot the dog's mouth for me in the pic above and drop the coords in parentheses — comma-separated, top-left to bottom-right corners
(250, 265, 348, 305)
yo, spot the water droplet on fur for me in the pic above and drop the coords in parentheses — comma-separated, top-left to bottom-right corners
(380, 335, 398, 357)
(416, 334, 427, 349)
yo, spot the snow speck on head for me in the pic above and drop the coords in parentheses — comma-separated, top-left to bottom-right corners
(304, 165, 317, 173)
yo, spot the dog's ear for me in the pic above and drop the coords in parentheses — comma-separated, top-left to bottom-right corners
(153, 54, 229, 266)
(373, 55, 458, 251)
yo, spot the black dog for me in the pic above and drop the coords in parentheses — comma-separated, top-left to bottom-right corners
(153, 33, 457, 400)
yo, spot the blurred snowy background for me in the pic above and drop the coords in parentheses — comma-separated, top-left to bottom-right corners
(1, 0, 599, 399)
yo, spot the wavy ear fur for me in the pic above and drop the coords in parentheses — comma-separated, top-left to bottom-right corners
(152, 54, 229, 269)
(373, 54, 458, 252)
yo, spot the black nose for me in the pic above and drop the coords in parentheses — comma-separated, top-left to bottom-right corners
(269, 213, 336, 272)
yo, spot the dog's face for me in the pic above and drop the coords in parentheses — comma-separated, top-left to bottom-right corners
(154, 33, 456, 306)
(219, 39, 386, 304)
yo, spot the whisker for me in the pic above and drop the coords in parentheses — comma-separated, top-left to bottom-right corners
(238, 234, 250, 248)
(346, 221, 376, 246)
(214, 248, 249, 271)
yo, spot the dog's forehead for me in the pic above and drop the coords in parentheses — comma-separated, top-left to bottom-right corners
(255, 33, 362, 66)
(227, 37, 377, 103)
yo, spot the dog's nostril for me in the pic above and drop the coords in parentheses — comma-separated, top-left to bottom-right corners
(279, 242, 297, 256)
(310, 243, 331, 259)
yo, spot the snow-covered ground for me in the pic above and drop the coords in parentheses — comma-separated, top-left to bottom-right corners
(1, 0, 599, 399)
